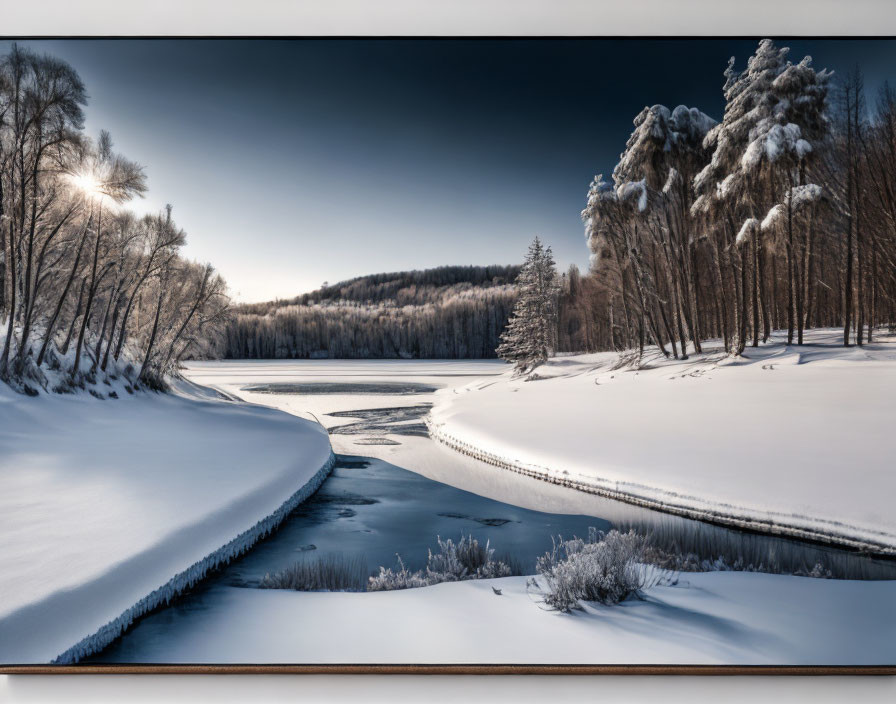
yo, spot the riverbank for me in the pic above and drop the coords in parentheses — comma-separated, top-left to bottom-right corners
(0, 379, 333, 664)
(429, 329, 896, 554)
(94, 571, 896, 665)
(85, 358, 895, 667)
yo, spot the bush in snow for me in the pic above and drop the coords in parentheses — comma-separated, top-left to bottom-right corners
(531, 528, 671, 612)
(367, 555, 433, 591)
(368, 535, 513, 591)
(259, 554, 369, 592)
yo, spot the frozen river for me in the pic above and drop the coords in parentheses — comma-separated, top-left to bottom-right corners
(90, 360, 896, 662)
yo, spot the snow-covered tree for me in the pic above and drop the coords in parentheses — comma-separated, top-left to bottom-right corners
(497, 237, 559, 372)
(0, 45, 230, 393)
(583, 103, 716, 361)
(693, 39, 831, 352)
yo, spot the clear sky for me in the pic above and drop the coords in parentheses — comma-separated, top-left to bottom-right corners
(4, 38, 896, 302)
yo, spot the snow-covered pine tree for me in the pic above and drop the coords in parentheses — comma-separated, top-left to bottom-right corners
(497, 237, 559, 372)
(612, 104, 717, 358)
(693, 39, 830, 353)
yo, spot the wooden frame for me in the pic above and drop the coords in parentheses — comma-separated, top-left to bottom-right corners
(3, 665, 895, 675)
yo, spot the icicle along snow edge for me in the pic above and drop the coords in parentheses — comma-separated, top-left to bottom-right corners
(424, 417, 896, 557)
(51, 449, 337, 665)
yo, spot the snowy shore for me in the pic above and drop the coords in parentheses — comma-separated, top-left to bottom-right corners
(88, 356, 894, 667)
(98, 571, 896, 665)
(429, 329, 896, 554)
(0, 380, 334, 664)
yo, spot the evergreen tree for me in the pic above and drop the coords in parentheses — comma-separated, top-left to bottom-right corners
(694, 39, 831, 351)
(497, 237, 559, 371)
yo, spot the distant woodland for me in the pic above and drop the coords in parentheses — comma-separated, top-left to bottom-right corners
(223, 266, 521, 359)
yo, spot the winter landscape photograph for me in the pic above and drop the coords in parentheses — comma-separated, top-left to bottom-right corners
(0, 36, 894, 670)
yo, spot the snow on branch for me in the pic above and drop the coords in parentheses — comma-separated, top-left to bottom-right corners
(736, 218, 760, 245)
(789, 183, 823, 210)
(617, 179, 649, 212)
(761, 204, 785, 231)
(662, 167, 679, 195)
(742, 122, 811, 169)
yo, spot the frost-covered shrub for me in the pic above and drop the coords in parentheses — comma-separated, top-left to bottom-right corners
(796, 562, 833, 579)
(367, 555, 432, 591)
(640, 544, 833, 578)
(427, 535, 506, 578)
(533, 528, 669, 612)
(260, 554, 368, 592)
(368, 535, 512, 591)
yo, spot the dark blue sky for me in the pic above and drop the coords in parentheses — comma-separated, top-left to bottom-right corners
(5, 38, 896, 301)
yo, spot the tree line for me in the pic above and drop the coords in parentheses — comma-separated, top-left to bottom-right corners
(0, 45, 229, 393)
(224, 266, 519, 359)
(574, 39, 895, 359)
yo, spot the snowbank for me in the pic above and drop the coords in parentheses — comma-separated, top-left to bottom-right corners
(0, 380, 334, 664)
(429, 329, 896, 554)
(98, 571, 896, 665)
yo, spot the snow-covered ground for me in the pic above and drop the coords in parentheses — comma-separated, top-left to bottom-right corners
(99, 571, 896, 665)
(429, 329, 896, 553)
(0, 379, 333, 664)
(6, 351, 892, 667)
(117, 357, 891, 667)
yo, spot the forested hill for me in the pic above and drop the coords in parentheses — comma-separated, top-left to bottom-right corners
(224, 265, 522, 359)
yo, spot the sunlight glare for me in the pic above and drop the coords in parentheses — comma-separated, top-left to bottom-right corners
(69, 171, 103, 198)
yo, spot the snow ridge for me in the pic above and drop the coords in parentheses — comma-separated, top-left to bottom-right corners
(425, 419, 896, 557)
(51, 450, 336, 664)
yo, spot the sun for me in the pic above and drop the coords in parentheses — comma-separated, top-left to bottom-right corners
(69, 171, 103, 198)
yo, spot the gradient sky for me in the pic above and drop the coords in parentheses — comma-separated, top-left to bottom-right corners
(4, 38, 896, 302)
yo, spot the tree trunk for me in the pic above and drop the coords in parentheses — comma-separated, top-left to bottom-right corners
(752, 235, 760, 347)
(36, 214, 92, 366)
(72, 202, 104, 379)
(786, 181, 795, 345)
(139, 277, 167, 384)
(688, 243, 703, 353)
(0, 221, 16, 373)
(758, 235, 771, 342)
(61, 278, 86, 356)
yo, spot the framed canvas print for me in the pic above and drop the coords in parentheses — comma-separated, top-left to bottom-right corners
(0, 32, 894, 676)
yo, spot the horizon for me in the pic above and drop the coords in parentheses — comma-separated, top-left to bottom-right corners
(4, 37, 896, 303)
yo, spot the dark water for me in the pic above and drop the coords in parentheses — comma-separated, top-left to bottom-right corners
(328, 405, 431, 438)
(199, 454, 610, 588)
(243, 382, 438, 395)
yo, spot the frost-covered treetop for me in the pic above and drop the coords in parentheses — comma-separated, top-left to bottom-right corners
(613, 104, 717, 189)
(693, 38, 831, 213)
(581, 175, 617, 261)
